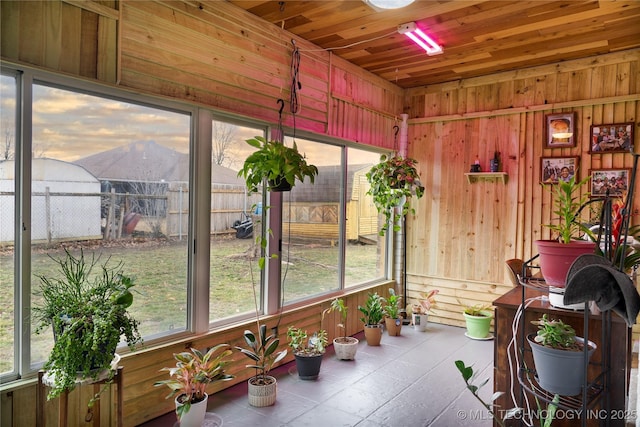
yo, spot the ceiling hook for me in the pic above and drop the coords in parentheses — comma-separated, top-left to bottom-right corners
(277, 98, 285, 117)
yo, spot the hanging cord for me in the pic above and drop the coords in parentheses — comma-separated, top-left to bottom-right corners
(617, 153, 640, 270)
(276, 98, 285, 144)
(393, 124, 400, 155)
(299, 29, 398, 52)
(507, 296, 550, 427)
(290, 40, 301, 115)
(290, 40, 301, 140)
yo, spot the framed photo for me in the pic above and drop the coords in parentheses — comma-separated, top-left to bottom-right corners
(589, 122, 634, 153)
(545, 112, 576, 148)
(589, 168, 631, 197)
(541, 156, 579, 184)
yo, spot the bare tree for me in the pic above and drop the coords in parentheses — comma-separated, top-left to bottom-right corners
(1, 126, 13, 160)
(126, 180, 167, 238)
(212, 121, 237, 168)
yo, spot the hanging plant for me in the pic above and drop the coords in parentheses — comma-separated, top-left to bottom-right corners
(366, 154, 425, 235)
(237, 136, 318, 194)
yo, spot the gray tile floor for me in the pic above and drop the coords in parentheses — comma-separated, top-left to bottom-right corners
(140, 323, 495, 427)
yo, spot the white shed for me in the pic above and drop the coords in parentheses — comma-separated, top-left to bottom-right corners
(0, 158, 102, 244)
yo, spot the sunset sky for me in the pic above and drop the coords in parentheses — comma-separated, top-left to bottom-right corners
(0, 75, 382, 170)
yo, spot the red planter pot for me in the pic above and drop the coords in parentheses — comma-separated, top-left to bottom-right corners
(535, 239, 596, 287)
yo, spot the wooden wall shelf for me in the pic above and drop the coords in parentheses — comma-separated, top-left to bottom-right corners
(464, 172, 508, 184)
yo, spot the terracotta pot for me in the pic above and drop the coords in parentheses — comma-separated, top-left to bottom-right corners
(333, 337, 359, 360)
(363, 324, 382, 346)
(385, 317, 403, 336)
(535, 239, 596, 287)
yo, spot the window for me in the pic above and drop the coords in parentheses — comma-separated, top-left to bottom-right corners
(208, 120, 265, 322)
(278, 137, 342, 304)
(344, 147, 388, 287)
(27, 79, 191, 369)
(0, 72, 17, 375)
(1, 63, 390, 386)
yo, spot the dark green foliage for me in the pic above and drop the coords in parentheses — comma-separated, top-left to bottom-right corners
(33, 249, 142, 400)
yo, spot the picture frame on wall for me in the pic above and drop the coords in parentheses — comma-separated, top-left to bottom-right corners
(589, 168, 631, 197)
(545, 112, 576, 148)
(589, 122, 634, 153)
(541, 156, 579, 184)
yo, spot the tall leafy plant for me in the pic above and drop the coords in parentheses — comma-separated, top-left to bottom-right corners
(543, 173, 595, 243)
(236, 324, 287, 385)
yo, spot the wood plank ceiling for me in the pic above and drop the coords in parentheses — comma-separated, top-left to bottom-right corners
(229, 0, 640, 89)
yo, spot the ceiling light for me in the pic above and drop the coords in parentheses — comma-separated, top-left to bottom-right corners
(398, 22, 443, 56)
(364, 0, 415, 11)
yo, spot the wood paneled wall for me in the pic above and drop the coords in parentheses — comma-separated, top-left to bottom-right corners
(403, 50, 640, 330)
(117, 1, 403, 146)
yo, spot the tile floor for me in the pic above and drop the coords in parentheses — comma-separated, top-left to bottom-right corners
(140, 323, 496, 427)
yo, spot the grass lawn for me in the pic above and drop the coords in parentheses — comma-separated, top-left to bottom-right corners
(0, 236, 379, 373)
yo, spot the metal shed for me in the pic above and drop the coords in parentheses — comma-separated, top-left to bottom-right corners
(0, 158, 102, 244)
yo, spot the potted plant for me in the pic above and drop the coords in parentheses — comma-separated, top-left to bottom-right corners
(383, 288, 403, 336)
(366, 154, 425, 235)
(286, 326, 328, 380)
(528, 314, 596, 396)
(235, 324, 288, 407)
(237, 135, 318, 193)
(32, 249, 142, 403)
(325, 298, 359, 360)
(460, 301, 493, 340)
(357, 292, 385, 346)
(411, 289, 438, 332)
(154, 344, 234, 426)
(536, 173, 597, 287)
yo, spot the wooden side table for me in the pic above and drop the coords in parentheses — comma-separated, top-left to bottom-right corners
(36, 366, 123, 427)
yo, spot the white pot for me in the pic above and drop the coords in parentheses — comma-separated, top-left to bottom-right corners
(175, 392, 208, 427)
(333, 337, 359, 360)
(248, 375, 277, 407)
(412, 313, 429, 332)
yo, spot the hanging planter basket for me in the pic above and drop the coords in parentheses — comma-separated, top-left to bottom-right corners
(366, 154, 425, 236)
(268, 176, 292, 192)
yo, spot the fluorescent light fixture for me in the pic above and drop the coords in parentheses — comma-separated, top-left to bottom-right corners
(364, 0, 415, 11)
(398, 22, 443, 56)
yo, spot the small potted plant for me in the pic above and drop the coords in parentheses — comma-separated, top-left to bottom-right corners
(459, 301, 493, 340)
(411, 289, 439, 332)
(154, 344, 234, 426)
(528, 314, 596, 396)
(366, 154, 425, 235)
(286, 326, 328, 380)
(235, 324, 288, 407)
(237, 135, 318, 193)
(325, 298, 359, 360)
(32, 249, 142, 403)
(357, 292, 385, 346)
(383, 288, 403, 336)
(536, 173, 597, 287)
